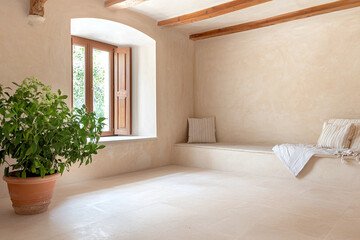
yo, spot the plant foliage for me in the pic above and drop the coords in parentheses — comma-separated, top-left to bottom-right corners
(0, 78, 105, 178)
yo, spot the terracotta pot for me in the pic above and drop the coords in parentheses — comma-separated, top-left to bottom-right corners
(3, 173, 60, 215)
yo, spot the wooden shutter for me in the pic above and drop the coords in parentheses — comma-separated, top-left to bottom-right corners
(114, 47, 132, 135)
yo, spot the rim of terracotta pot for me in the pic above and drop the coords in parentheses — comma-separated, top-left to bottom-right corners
(3, 173, 60, 184)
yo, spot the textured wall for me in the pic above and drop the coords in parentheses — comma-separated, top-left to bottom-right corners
(194, 8, 360, 145)
(132, 43, 157, 137)
(0, 0, 194, 197)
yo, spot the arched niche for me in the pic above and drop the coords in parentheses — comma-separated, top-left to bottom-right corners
(71, 18, 157, 138)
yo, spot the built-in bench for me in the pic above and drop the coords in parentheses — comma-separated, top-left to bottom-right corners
(173, 143, 360, 191)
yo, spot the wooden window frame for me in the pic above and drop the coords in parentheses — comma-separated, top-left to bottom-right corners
(71, 36, 116, 136)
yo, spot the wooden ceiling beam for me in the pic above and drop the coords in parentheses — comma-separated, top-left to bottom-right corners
(158, 0, 272, 27)
(105, 0, 147, 8)
(190, 0, 360, 40)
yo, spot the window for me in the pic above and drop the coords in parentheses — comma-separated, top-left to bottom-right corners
(71, 36, 132, 136)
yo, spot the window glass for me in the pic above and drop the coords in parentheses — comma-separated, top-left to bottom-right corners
(93, 49, 111, 132)
(72, 45, 86, 109)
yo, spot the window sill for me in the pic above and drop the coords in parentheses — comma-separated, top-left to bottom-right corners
(98, 135, 158, 143)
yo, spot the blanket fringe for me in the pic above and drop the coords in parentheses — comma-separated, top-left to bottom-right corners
(336, 150, 360, 165)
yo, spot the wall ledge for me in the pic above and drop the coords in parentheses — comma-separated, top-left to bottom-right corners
(99, 136, 158, 143)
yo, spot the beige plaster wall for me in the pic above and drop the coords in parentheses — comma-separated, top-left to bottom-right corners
(132, 43, 157, 137)
(0, 0, 194, 197)
(194, 8, 360, 145)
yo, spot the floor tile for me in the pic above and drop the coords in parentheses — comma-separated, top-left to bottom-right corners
(0, 165, 359, 240)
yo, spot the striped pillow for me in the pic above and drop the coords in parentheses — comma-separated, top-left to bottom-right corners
(327, 119, 360, 126)
(350, 125, 360, 151)
(188, 117, 216, 143)
(317, 123, 355, 149)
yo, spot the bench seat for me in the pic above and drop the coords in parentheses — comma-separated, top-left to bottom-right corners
(173, 143, 360, 191)
(175, 143, 274, 154)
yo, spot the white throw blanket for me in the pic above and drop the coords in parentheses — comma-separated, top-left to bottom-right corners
(272, 144, 339, 176)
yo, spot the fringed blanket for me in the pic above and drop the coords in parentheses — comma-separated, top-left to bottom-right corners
(272, 144, 357, 176)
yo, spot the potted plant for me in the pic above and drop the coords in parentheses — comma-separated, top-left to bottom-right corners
(0, 77, 105, 215)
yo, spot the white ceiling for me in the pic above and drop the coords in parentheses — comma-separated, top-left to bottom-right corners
(111, 0, 340, 34)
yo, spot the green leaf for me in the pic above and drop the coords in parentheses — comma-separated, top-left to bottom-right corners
(30, 143, 37, 153)
(4, 113, 15, 118)
(98, 117, 106, 122)
(22, 171, 26, 179)
(59, 164, 65, 175)
(39, 166, 45, 178)
(31, 164, 36, 173)
(25, 147, 33, 156)
(12, 82, 20, 87)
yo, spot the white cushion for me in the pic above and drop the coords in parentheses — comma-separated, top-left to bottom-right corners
(188, 117, 216, 143)
(325, 119, 360, 151)
(350, 126, 360, 151)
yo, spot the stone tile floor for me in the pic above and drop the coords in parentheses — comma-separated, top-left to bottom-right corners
(0, 165, 359, 240)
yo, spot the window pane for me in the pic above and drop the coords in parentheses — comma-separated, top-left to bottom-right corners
(93, 49, 111, 132)
(72, 45, 86, 109)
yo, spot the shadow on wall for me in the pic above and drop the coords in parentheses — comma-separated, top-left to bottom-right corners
(71, 18, 157, 137)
